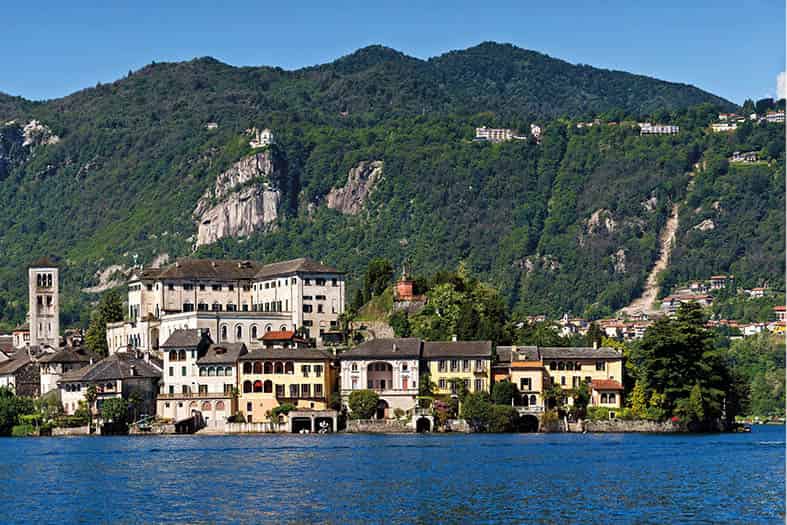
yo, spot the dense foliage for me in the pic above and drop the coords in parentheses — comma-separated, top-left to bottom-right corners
(0, 43, 780, 331)
(722, 334, 785, 417)
(627, 304, 744, 429)
(347, 389, 380, 419)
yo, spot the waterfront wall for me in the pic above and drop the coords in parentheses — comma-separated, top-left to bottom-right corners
(223, 422, 285, 433)
(52, 426, 90, 436)
(346, 419, 413, 433)
(584, 419, 682, 433)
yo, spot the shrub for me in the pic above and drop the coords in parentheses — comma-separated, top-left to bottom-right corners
(487, 405, 519, 433)
(11, 424, 35, 437)
(348, 390, 380, 419)
(393, 408, 405, 419)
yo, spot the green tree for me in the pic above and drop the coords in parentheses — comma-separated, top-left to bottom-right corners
(100, 397, 130, 431)
(491, 380, 517, 406)
(348, 390, 380, 419)
(363, 258, 394, 301)
(389, 310, 411, 337)
(84, 290, 124, 356)
(460, 391, 493, 431)
(629, 303, 735, 428)
(570, 379, 591, 419)
(84, 384, 97, 431)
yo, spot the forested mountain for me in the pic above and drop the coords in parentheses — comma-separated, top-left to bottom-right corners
(0, 42, 781, 329)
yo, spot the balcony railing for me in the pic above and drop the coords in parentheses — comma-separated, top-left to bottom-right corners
(158, 392, 231, 400)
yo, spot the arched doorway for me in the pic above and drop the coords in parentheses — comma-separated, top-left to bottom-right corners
(416, 417, 432, 433)
(314, 417, 334, 433)
(519, 415, 540, 433)
(291, 417, 312, 433)
(375, 399, 389, 420)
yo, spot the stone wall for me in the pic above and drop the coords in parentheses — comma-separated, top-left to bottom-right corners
(52, 426, 90, 436)
(223, 422, 285, 433)
(584, 419, 682, 433)
(345, 419, 413, 433)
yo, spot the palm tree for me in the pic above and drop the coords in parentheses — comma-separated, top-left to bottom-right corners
(84, 385, 98, 432)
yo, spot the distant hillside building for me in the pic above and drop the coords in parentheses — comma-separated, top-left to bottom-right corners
(249, 127, 274, 148)
(730, 151, 758, 163)
(475, 126, 514, 142)
(638, 123, 679, 135)
(711, 122, 737, 133)
(765, 110, 785, 123)
(709, 274, 734, 290)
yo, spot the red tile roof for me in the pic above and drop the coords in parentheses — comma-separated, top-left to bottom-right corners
(591, 379, 624, 391)
(773, 306, 786, 312)
(261, 330, 296, 341)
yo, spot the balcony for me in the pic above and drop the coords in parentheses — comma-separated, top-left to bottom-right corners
(158, 392, 230, 400)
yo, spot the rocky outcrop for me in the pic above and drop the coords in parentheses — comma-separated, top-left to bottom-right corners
(326, 160, 383, 215)
(193, 151, 281, 247)
(22, 120, 60, 147)
(693, 218, 715, 231)
(586, 208, 617, 235)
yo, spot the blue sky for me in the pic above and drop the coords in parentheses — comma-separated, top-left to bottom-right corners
(2, 1, 784, 104)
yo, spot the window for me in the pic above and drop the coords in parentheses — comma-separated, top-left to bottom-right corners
(303, 304, 313, 313)
(601, 393, 608, 403)
(291, 278, 297, 284)
(595, 361, 606, 371)
(147, 284, 154, 291)
(549, 362, 557, 370)
(199, 384, 208, 394)
(351, 378, 358, 389)
(243, 362, 252, 374)
(169, 367, 174, 376)
(558, 362, 565, 370)
(317, 304, 323, 313)
(263, 362, 272, 374)
(315, 295, 326, 300)
(228, 284, 234, 291)
(450, 360, 459, 372)
(608, 393, 616, 403)
(462, 360, 470, 371)
(199, 284, 206, 291)
(475, 379, 483, 392)
(573, 376, 581, 387)
(475, 359, 483, 371)
(438, 360, 446, 372)
(212, 302, 222, 312)
(243, 381, 252, 393)
(225, 367, 232, 376)
(199, 368, 206, 377)
(561, 376, 566, 386)
(402, 363, 408, 372)
(236, 325, 243, 339)
(169, 385, 174, 394)
(183, 303, 194, 312)
(275, 384, 284, 397)
(183, 283, 194, 291)
(301, 365, 311, 377)
(212, 284, 222, 291)
(439, 379, 446, 389)
(332, 278, 338, 287)
(566, 362, 574, 371)
(316, 278, 326, 286)
(304, 279, 312, 286)
(520, 378, 531, 391)
(181, 385, 189, 394)
(301, 384, 311, 397)
(303, 295, 313, 301)
(290, 385, 298, 398)
(314, 384, 323, 398)
(226, 304, 237, 312)
(303, 320, 313, 327)
(181, 366, 187, 376)
(351, 363, 358, 372)
(168, 284, 175, 291)
(220, 325, 228, 341)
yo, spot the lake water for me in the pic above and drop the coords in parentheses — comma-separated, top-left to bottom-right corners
(0, 426, 783, 524)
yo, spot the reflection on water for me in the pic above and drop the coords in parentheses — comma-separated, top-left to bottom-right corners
(0, 427, 783, 523)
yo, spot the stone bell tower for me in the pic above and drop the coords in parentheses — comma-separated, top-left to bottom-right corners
(28, 258, 60, 349)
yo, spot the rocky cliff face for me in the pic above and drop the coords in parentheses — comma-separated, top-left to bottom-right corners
(326, 160, 383, 215)
(193, 151, 281, 247)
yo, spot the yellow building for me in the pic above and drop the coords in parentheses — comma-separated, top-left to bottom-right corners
(237, 347, 335, 423)
(494, 346, 624, 410)
(423, 341, 492, 395)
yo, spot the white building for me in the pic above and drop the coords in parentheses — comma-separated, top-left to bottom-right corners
(639, 123, 680, 135)
(475, 127, 514, 142)
(765, 110, 785, 123)
(249, 127, 274, 148)
(106, 257, 345, 351)
(38, 347, 96, 396)
(156, 329, 243, 429)
(339, 338, 421, 418)
(711, 122, 737, 133)
(28, 258, 60, 350)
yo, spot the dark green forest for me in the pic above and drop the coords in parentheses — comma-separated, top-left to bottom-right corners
(0, 43, 782, 330)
